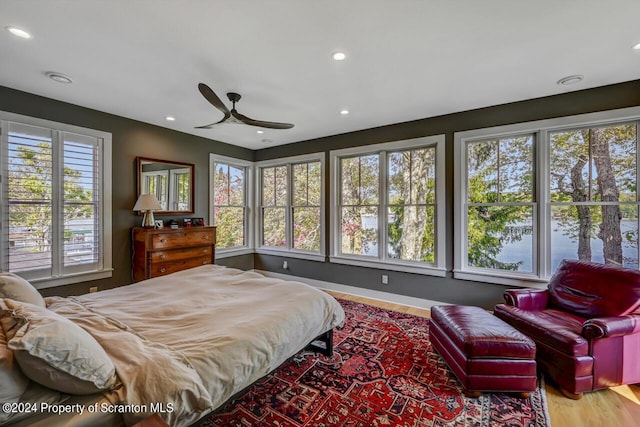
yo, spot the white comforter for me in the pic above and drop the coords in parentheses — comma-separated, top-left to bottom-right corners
(45, 265, 345, 426)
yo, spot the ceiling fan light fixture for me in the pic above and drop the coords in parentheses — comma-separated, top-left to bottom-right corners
(6, 26, 32, 39)
(332, 51, 347, 61)
(557, 74, 584, 86)
(45, 71, 73, 84)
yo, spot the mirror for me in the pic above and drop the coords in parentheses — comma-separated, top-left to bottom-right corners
(136, 157, 194, 215)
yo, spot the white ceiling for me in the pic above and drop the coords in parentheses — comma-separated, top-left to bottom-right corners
(1, 1, 639, 150)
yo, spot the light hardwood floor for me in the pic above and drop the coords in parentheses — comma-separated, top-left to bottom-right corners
(325, 290, 640, 427)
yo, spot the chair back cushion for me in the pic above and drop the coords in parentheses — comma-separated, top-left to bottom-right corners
(549, 259, 640, 317)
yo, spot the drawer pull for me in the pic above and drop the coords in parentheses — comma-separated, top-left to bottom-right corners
(160, 239, 166, 243)
(203, 235, 209, 240)
(160, 254, 166, 259)
(202, 261, 208, 265)
(159, 267, 166, 273)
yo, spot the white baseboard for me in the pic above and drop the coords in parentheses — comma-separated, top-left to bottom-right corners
(254, 269, 449, 311)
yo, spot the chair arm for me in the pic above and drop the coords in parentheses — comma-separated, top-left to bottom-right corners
(582, 316, 640, 339)
(503, 289, 549, 310)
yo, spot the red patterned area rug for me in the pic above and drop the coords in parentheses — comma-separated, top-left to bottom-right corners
(200, 299, 550, 426)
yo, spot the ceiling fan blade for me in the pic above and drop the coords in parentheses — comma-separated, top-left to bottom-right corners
(194, 112, 231, 129)
(198, 83, 230, 115)
(232, 111, 294, 129)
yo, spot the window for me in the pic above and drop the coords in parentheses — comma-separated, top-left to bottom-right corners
(330, 135, 445, 275)
(210, 154, 252, 256)
(256, 153, 324, 260)
(0, 112, 112, 288)
(141, 170, 168, 210)
(454, 107, 640, 286)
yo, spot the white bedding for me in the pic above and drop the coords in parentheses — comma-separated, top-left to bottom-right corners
(44, 265, 345, 426)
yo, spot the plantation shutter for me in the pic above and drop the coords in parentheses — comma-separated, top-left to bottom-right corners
(5, 122, 54, 276)
(62, 132, 101, 272)
(2, 122, 102, 280)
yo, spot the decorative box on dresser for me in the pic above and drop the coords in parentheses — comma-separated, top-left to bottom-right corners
(132, 226, 216, 281)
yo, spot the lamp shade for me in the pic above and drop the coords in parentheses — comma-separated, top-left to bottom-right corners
(133, 194, 163, 211)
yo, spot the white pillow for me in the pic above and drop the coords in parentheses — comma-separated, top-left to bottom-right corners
(0, 273, 45, 307)
(0, 299, 117, 395)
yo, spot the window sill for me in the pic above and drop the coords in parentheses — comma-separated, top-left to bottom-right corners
(256, 248, 325, 262)
(330, 256, 446, 277)
(215, 247, 254, 259)
(30, 269, 114, 290)
(453, 269, 548, 288)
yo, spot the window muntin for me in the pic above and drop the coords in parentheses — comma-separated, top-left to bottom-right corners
(387, 147, 437, 262)
(257, 156, 323, 256)
(548, 124, 638, 269)
(1, 115, 111, 287)
(465, 135, 535, 273)
(261, 165, 287, 248)
(292, 162, 321, 251)
(455, 108, 640, 286)
(339, 154, 379, 256)
(331, 135, 445, 274)
(211, 160, 248, 250)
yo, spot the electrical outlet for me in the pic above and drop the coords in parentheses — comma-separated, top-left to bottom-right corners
(283, 260, 288, 270)
(89, 286, 98, 293)
(381, 274, 389, 285)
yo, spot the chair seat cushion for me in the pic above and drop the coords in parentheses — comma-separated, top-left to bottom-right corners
(494, 304, 589, 356)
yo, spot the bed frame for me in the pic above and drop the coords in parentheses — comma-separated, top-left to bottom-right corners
(306, 329, 334, 356)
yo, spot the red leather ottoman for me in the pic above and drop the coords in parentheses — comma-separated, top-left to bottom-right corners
(430, 305, 537, 397)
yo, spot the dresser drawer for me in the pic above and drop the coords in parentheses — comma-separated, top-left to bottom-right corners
(151, 230, 215, 249)
(149, 246, 212, 263)
(148, 256, 212, 278)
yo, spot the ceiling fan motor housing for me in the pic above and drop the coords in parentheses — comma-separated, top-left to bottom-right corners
(227, 92, 241, 103)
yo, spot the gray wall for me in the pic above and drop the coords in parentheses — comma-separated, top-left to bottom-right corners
(254, 80, 640, 309)
(2, 81, 640, 308)
(0, 86, 254, 297)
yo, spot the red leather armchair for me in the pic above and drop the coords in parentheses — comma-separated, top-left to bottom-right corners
(494, 259, 640, 398)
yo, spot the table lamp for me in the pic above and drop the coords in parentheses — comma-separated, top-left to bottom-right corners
(133, 194, 163, 228)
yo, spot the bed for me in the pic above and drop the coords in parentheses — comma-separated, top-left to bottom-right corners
(0, 265, 345, 426)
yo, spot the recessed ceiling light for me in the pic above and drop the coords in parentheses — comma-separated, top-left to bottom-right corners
(45, 71, 73, 84)
(340, 109, 350, 115)
(633, 41, 640, 50)
(165, 116, 176, 121)
(6, 26, 32, 39)
(557, 74, 584, 86)
(332, 52, 347, 61)
(256, 130, 264, 134)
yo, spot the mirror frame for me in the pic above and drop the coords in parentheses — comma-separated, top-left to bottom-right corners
(136, 156, 195, 215)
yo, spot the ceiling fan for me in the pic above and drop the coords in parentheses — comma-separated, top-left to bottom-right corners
(195, 83, 294, 130)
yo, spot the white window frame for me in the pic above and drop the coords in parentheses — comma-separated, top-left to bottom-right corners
(209, 154, 253, 258)
(0, 111, 113, 289)
(454, 106, 640, 287)
(141, 169, 169, 210)
(330, 135, 446, 276)
(255, 152, 325, 262)
(169, 167, 191, 211)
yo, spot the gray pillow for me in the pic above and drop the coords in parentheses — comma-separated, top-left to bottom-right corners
(0, 272, 45, 307)
(0, 298, 117, 395)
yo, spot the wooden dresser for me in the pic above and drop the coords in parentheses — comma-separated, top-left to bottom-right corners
(132, 226, 216, 282)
